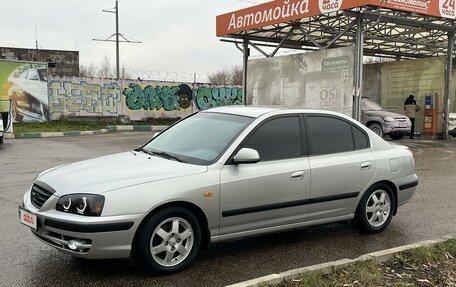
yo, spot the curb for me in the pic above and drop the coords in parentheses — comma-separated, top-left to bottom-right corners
(5, 125, 168, 139)
(226, 235, 455, 287)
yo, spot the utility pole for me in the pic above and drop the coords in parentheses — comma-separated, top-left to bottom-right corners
(115, 0, 119, 80)
(93, 0, 141, 80)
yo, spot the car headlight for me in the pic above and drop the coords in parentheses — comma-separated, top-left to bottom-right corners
(56, 194, 105, 216)
(383, 116, 396, 122)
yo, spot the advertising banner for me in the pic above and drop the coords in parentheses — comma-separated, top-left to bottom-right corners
(0, 60, 49, 123)
(247, 47, 354, 116)
(217, 0, 456, 36)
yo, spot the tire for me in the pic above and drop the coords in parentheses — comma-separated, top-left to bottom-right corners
(367, 123, 384, 138)
(389, 132, 404, 140)
(135, 207, 202, 274)
(353, 183, 396, 234)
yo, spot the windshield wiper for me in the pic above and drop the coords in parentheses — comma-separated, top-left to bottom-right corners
(136, 147, 186, 163)
(150, 151, 187, 163)
(134, 147, 154, 156)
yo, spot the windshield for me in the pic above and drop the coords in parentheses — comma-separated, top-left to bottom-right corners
(143, 112, 254, 165)
(362, 99, 384, 111)
(38, 69, 48, 82)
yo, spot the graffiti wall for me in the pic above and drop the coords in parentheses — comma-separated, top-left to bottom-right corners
(48, 76, 243, 121)
(0, 60, 49, 123)
(48, 78, 122, 116)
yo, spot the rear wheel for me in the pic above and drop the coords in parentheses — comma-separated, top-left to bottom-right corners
(353, 183, 395, 233)
(367, 123, 384, 138)
(135, 207, 201, 274)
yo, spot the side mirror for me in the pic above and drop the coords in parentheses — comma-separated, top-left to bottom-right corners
(233, 148, 260, 164)
(153, 132, 160, 138)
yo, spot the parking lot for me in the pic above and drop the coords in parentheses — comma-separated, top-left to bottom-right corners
(0, 133, 455, 287)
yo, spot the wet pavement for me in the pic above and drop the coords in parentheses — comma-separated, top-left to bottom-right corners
(0, 134, 455, 287)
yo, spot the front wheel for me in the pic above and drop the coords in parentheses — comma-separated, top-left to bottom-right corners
(367, 123, 384, 138)
(135, 207, 202, 274)
(353, 183, 396, 233)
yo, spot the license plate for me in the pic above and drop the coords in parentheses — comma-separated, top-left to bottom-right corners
(19, 207, 37, 230)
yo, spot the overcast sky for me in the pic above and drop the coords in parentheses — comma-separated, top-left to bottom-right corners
(0, 0, 269, 80)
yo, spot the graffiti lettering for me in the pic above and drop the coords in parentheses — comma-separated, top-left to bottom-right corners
(194, 87, 243, 110)
(49, 80, 121, 114)
(123, 84, 243, 111)
(123, 84, 187, 111)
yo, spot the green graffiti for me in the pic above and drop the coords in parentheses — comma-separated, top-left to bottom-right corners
(123, 83, 145, 110)
(123, 83, 243, 111)
(195, 87, 243, 110)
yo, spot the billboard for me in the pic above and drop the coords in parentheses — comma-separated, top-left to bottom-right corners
(217, 0, 456, 36)
(0, 61, 49, 123)
(247, 47, 355, 116)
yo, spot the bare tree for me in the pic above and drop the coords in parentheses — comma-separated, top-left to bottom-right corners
(121, 63, 133, 79)
(79, 63, 97, 77)
(208, 65, 243, 86)
(98, 55, 113, 78)
(231, 65, 243, 86)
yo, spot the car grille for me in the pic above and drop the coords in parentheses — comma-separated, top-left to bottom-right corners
(30, 184, 54, 209)
(395, 118, 408, 123)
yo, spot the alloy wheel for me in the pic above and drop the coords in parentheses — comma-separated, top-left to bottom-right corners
(149, 217, 194, 267)
(365, 189, 391, 227)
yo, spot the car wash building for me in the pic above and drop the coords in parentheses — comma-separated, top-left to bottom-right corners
(216, 0, 456, 139)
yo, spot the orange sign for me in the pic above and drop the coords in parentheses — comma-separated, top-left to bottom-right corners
(216, 0, 456, 37)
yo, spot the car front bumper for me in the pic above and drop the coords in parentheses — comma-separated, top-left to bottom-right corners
(383, 122, 411, 134)
(21, 189, 143, 259)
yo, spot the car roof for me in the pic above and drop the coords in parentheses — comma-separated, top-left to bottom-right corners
(202, 106, 280, 118)
(202, 105, 353, 119)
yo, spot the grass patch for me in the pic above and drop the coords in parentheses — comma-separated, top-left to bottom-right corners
(132, 117, 180, 126)
(11, 118, 178, 134)
(13, 121, 110, 133)
(275, 239, 456, 287)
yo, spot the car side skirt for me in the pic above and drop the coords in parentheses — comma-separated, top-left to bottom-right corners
(210, 214, 354, 243)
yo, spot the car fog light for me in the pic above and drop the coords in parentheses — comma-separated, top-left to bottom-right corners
(68, 239, 85, 251)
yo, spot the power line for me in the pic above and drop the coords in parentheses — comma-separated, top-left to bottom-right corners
(93, 0, 141, 80)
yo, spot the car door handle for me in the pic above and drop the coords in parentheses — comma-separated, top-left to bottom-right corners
(291, 171, 305, 180)
(361, 162, 372, 170)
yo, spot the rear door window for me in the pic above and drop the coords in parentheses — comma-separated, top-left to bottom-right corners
(307, 116, 369, 155)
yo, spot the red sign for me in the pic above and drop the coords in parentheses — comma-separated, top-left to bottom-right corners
(216, 0, 455, 37)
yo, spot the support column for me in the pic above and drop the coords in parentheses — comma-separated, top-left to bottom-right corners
(115, 0, 120, 80)
(354, 14, 364, 121)
(444, 31, 454, 139)
(242, 38, 249, 105)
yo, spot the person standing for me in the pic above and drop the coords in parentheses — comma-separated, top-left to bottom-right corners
(404, 95, 420, 139)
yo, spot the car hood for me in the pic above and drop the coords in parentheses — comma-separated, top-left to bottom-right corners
(36, 151, 208, 197)
(8, 77, 48, 104)
(363, 110, 408, 119)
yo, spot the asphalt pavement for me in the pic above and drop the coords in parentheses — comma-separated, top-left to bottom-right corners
(0, 133, 455, 287)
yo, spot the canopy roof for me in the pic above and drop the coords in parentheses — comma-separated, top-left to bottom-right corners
(216, 0, 456, 58)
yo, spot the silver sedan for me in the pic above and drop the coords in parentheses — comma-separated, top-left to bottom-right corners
(19, 106, 418, 273)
